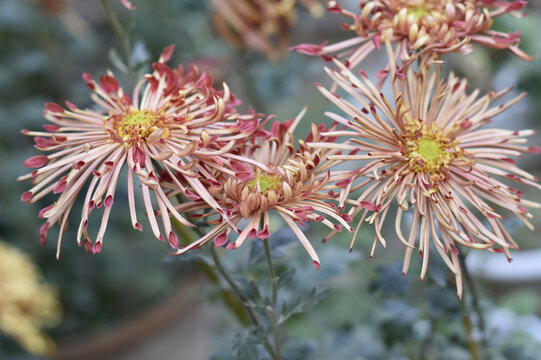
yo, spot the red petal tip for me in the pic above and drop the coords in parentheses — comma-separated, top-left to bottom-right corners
(92, 242, 102, 254)
(45, 102, 64, 114)
(168, 232, 179, 249)
(104, 195, 114, 208)
(24, 155, 48, 168)
(21, 191, 33, 202)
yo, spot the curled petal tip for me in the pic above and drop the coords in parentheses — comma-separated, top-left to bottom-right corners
(92, 242, 103, 254)
(83, 239, 92, 253)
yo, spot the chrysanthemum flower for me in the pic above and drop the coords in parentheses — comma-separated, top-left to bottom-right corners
(0, 240, 61, 356)
(169, 109, 352, 269)
(212, 0, 324, 60)
(314, 55, 541, 296)
(292, 0, 532, 76)
(19, 46, 258, 257)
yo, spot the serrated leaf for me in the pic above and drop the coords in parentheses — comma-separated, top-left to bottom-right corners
(231, 327, 264, 360)
(235, 276, 267, 310)
(279, 287, 331, 324)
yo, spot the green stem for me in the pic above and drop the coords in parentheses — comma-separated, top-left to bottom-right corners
(264, 239, 278, 308)
(234, 50, 266, 113)
(171, 220, 250, 324)
(210, 246, 277, 360)
(263, 239, 283, 360)
(460, 300, 481, 360)
(458, 253, 489, 360)
(100, 0, 132, 71)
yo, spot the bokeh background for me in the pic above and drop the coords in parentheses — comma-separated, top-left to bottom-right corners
(1, 0, 541, 359)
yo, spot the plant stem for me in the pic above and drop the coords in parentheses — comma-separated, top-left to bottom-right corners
(263, 239, 283, 360)
(458, 253, 489, 360)
(264, 239, 278, 308)
(460, 300, 481, 360)
(234, 50, 266, 113)
(210, 246, 277, 360)
(100, 0, 132, 71)
(171, 220, 250, 324)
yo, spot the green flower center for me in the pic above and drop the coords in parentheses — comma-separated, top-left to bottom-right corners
(408, 5, 430, 19)
(109, 109, 168, 143)
(124, 111, 150, 127)
(417, 138, 443, 165)
(403, 121, 459, 175)
(248, 174, 281, 195)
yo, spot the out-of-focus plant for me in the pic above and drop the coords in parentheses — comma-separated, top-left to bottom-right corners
(211, 0, 324, 61)
(291, 0, 533, 80)
(0, 240, 61, 356)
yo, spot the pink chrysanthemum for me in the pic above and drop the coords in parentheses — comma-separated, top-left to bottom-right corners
(169, 109, 352, 269)
(292, 0, 533, 77)
(19, 46, 258, 257)
(212, 0, 324, 60)
(314, 56, 541, 297)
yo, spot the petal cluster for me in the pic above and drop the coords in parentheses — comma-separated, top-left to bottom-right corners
(292, 0, 532, 75)
(316, 56, 540, 296)
(19, 46, 260, 257)
(170, 109, 352, 268)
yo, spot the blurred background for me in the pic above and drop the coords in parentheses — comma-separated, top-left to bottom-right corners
(1, 0, 541, 359)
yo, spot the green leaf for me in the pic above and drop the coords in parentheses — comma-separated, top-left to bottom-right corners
(279, 287, 331, 324)
(277, 267, 296, 289)
(231, 327, 265, 360)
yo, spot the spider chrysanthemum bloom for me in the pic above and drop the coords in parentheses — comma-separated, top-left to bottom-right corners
(19, 46, 257, 257)
(314, 57, 541, 296)
(170, 109, 352, 269)
(212, 0, 324, 60)
(292, 0, 532, 76)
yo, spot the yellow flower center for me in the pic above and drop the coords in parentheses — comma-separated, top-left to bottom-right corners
(108, 109, 169, 144)
(404, 121, 457, 175)
(248, 173, 281, 195)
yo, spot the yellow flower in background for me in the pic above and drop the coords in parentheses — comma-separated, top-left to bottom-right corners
(0, 241, 61, 356)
